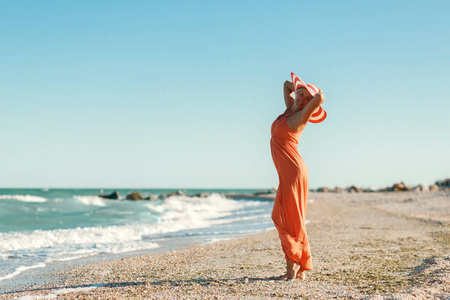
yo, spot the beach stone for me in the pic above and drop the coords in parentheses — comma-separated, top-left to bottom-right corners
(363, 186, 377, 193)
(126, 192, 144, 200)
(333, 186, 344, 193)
(414, 184, 429, 192)
(98, 191, 120, 200)
(430, 184, 440, 192)
(393, 182, 411, 192)
(347, 186, 362, 193)
(420, 184, 430, 192)
(436, 178, 450, 187)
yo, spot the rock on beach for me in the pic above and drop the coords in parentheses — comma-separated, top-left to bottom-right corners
(97, 191, 120, 199)
(126, 192, 145, 200)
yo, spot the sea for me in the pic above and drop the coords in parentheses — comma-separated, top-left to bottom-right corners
(0, 188, 275, 292)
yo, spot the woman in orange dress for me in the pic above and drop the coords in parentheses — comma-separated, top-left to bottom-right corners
(270, 76, 325, 280)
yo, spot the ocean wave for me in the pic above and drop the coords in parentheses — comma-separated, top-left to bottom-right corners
(0, 225, 149, 252)
(0, 195, 47, 203)
(0, 194, 247, 253)
(145, 193, 246, 223)
(74, 196, 106, 207)
(0, 192, 274, 285)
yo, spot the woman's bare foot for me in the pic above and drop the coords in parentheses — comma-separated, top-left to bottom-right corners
(296, 270, 306, 280)
(274, 271, 305, 281)
(274, 262, 306, 281)
(286, 259, 301, 280)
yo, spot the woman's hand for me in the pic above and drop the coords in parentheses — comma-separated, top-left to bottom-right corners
(312, 89, 325, 104)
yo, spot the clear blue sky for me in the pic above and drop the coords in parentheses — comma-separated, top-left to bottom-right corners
(1, 0, 449, 189)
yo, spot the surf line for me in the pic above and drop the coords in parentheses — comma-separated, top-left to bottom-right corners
(14, 284, 105, 300)
(0, 263, 47, 282)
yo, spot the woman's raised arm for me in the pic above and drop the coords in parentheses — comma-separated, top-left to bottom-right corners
(283, 80, 295, 109)
(287, 89, 325, 132)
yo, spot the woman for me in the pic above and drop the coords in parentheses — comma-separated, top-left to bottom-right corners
(270, 75, 325, 280)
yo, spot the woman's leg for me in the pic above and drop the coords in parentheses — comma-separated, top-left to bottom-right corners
(286, 259, 301, 280)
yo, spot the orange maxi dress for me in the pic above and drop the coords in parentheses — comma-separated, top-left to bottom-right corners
(270, 112, 312, 271)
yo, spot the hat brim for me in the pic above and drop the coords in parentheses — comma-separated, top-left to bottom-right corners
(292, 73, 317, 97)
(309, 106, 327, 123)
(291, 72, 327, 123)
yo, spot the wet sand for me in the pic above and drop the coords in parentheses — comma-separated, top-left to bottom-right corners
(2, 191, 449, 299)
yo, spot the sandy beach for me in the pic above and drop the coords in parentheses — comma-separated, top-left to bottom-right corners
(3, 191, 449, 300)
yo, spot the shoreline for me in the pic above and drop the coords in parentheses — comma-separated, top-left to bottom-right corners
(2, 191, 449, 299)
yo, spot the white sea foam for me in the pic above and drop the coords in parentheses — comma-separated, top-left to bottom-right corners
(15, 284, 104, 300)
(149, 193, 245, 218)
(0, 194, 245, 253)
(0, 225, 156, 252)
(0, 263, 46, 282)
(74, 196, 106, 207)
(0, 195, 47, 203)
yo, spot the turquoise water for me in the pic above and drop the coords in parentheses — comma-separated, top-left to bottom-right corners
(0, 188, 263, 233)
(0, 188, 274, 289)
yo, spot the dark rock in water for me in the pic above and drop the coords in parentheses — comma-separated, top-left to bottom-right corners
(192, 192, 210, 198)
(98, 191, 120, 200)
(254, 189, 275, 195)
(250, 188, 277, 197)
(126, 192, 144, 200)
(145, 195, 158, 201)
(317, 187, 328, 193)
(161, 190, 186, 199)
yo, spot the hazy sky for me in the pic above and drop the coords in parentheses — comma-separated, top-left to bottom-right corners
(1, 1, 449, 189)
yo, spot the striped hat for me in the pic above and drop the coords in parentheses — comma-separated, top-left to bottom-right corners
(291, 72, 327, 123)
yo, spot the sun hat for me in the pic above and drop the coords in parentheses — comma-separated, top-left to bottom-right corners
(291, 72, 327, 123)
